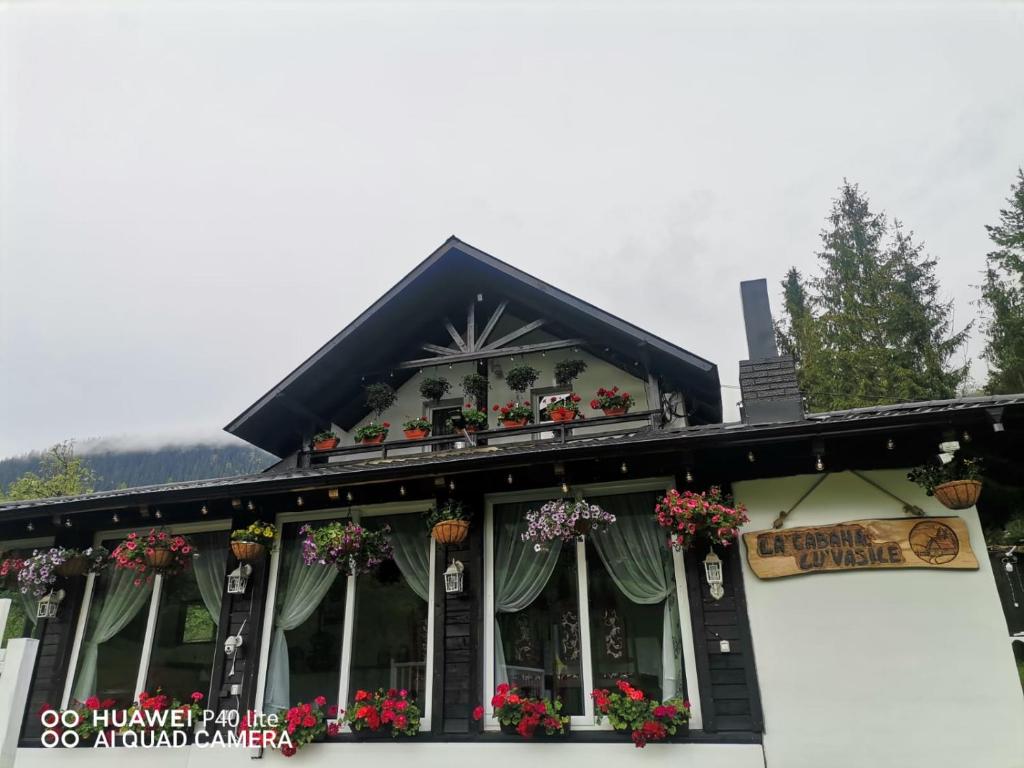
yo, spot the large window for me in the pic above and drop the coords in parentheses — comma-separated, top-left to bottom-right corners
(64, 525, 229, 707)
(484, 480, 700, 729)
(257, 502, 435, 730)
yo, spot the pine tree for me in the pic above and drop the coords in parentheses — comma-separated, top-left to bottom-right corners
(980, 168, 1024, 394)
(778, 181, 970, 411)
(0, 441, 95, 500)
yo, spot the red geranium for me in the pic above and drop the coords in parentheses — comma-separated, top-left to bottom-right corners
(483, 684, 568, 738)
(342, 688, 421, 737)
(271, 697, 329, 756)
(592, 680, 690, 748)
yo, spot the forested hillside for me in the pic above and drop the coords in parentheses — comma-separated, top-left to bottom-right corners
(0, 441, 274, 493)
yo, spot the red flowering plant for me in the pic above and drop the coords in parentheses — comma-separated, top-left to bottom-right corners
(112, 529, 196, 585)
(271, 696, 332, 756)
(590, 386, 635, 414)
(493, 401, 533, 425)
(592, 680, 690, 748)
(1, 555, 26, 588)
(476, 683, 569, 738)
(56, 695, 119, 741)
(342, 688, 421, 737)
(353, 421, 390, 442)
(545, 393, 584, 419)
(655, 486, 749, 550)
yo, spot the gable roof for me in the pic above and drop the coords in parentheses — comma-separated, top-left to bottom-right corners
(225, 237, 721, 456)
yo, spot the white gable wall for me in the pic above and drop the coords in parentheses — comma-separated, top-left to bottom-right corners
(735, 470, 1024, 768)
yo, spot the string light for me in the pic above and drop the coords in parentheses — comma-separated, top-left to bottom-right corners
(296, 495, 304, 507)
(448, 480, 456, 492)
(246, 501, 255, 512)
(886, 438, 895, 451)
(815, 455, 825, 472)
(685, 469, 694, 484)
(201, 505, 209, 516)
(112, 513, 120, 524)
(64, 518, 72, 528)
(507, 473, 514, 485)
(962, 431, 972, 443)
(154, 509, 163, 519)
(399, 485, 406, 497)
(561, 481, 569, 494)
(620, 462, 628, 475)
(346, 491, 354, 503)
(747, 450, 755, 463)
(26, 522, 34, 532)
(328, 488, 340, 501)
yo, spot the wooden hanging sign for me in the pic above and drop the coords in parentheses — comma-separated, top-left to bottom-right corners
(743, 516, 978, 579)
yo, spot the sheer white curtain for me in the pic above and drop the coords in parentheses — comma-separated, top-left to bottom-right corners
(72, 569, 154, 702)
(493, 502, 563, 686)
(388, 515, 430, 602)
(263, 540, 338, 712)
(590, 493, 682, 698)
(192, 532, 229, 625)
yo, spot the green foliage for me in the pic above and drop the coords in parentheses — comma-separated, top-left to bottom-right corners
(425, 500, 469, 528)
(313, 430, 338, 443)
(418, 376, 451, 402)
(777, 181, 970, 411)
(504, 364, 540, 393)
(461, 373, 490, 404)
(907, 457, 983, 495)
(0, 441, 95, 501)
(401, 417, 431, 432)
(353, 421, 390, 442)
(980, 168, 1024, 394)
(364, 383, 397, 418)
(554, 358, 588, 387)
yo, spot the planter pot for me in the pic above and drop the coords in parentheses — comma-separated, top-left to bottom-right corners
(463, 426, 479, 434)
(932, 479, 982, 510)
(145, 548, 173, 569)
(601, 407, 628, 417)
(499, 722, 571, 739)
(360, 433, 387, 446)
(549, 409, 577, 423)
(313, 437, 340, 452)
(432, 519, 470, 545)
(231, 541, 266, 562)
(349, 727, 402, 741)
(502, 419, 528, 429)
(404, 428, 431, 440)
(55, 555, 89, 578)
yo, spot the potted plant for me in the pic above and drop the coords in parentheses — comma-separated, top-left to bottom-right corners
(447, 404, 489, 433)
(231, 521, 276, 562)
(505, 364, 540, 394)
(547, 393, 584, 422)
(461, 373, 490, 405)
(475, 684, 569, 738)
(267, 696, 336, 756)
(402, 417, 432, 440)
(419, 376, 451, 402)
(591, 386, 635, 417)
(554, 358, 588, 388)
(112, 529, 196, 586)
(0, 555, 25, 589)
(655, 486, 749, 550)
(17, 547, 109, 598)
(343, 688, 422, 738)
(592, 680, 691, 748)
(520, 499, 617, 550)
(426, 501, 471, 544)
(364, 382, 397, 417)
(312, 430, 340, 451)
(908, 457, 984, 510)
(354, 421, 390, 445)
(493, 401, 533, 428)
(299, 521, 393, 577)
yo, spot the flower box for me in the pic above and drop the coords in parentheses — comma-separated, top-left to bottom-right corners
(602, 407, 628, 417)
(499, 722, 571, 739)
(403, 428, 430, 440)
(349, 728, 404, 741)
(313, 437, 340, 451)
(933, 479, 982, 510)
(231, 541, 266, 562)
(502, 419, 528, 429)
(549, 408, 577, 422)
(432, 519, 469, 545)
(361, 433, 386, 445)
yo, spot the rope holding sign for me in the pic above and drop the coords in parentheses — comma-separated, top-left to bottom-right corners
(772, 470, 924, 530)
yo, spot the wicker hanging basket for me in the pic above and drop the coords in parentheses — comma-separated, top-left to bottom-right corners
(145, 548, 174, 569)
(432, 520, 470, 545)
(55, 555, 90, 578)
(932, 480, 982, 510)
(231, 541, 267, 562)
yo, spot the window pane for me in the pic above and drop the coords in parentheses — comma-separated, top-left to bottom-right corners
(348, 514, 430, 706)
(145, 531, 228, 701)
(269, 522, 346, 709)
(493, 502, 584, 715)
(586, 492, 680, 701)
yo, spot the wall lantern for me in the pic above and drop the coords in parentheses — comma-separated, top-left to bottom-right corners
(37, 589, 65, 620)
(443, 560, 465, 595)
(227, 563, 253, 595)
(703, 551, 724, 601)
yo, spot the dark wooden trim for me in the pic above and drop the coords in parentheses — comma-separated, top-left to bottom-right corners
(684, 545, 717, 732)
(399, 338, 583, 369)
(728, 534, 764, 732)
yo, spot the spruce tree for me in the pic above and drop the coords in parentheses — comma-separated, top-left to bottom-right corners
(778, 181, 970, 411)
(980, 169, 1024, 394)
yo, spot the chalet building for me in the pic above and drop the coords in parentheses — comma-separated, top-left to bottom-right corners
(1, 237, 1022, 768)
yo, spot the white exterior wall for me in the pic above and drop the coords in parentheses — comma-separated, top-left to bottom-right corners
(735, 469, 1024, 768)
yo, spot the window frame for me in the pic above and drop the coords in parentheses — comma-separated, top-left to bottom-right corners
(483, 477, 703, 731)
(254, 499, 437, 731)
(61, 519, 231, 709)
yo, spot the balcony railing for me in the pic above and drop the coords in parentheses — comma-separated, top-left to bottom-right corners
(298, 410, 662, 467)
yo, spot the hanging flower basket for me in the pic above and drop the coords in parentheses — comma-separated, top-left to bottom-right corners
(17, 547, 109, 597)
(521, 499, 617, 550)
(433, 520, 470, 544)
(932, 480, 982, 510)
(300, 521, 393, 577)
(655, 487, 748, 550)
(231, 521, 276, 562)
(230, 541, 265, 562)
(112, 530, 196, 586)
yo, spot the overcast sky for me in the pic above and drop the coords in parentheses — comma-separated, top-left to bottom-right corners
(1, 1, 1022, 458)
